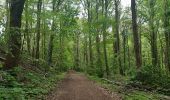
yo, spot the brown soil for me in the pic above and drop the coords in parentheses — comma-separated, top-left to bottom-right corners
(46, 72, 121, 100)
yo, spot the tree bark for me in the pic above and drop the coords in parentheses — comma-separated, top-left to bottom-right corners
(103, 0, 109, 78)
(122, 29, 126, 75)
(163, 0, 170, 71)
(149, 0, 158, 67)
(5, 0, 10, 39)
(35, 0, 42, 60)
(25, 0, 31, 55)
(114, 0, 124, 75)
(87, 0, 93, 68)
(74, 32, 80, 70)
(131, 0, 142, 69)
(47, 0, 58, 66)
(95, 0, 103, 77)
(4, 0, 25, 69)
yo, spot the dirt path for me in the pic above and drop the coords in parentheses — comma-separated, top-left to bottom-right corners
(46, 72, 121, 100)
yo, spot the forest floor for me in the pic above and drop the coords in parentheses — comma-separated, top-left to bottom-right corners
(46, 71, 122, 100)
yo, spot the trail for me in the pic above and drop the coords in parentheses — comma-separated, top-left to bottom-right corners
(46, 72, 121, 100)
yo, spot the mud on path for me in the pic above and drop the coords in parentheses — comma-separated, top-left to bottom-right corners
(46, 72, 121, 100)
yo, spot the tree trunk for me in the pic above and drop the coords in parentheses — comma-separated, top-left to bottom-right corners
(83, 32, 88, 72)
(131, 0, 142, 69)
(122, 30, 126, 75)
(87, 0, 93, 68)
(127, 39, 131, 69)
(5, 0, 10, 39)
(114, 0, 124, 75)
(149, 0, 158, 67)
(103, 0, 109, 78)
(47, 34, 54, 66)
(35, 0, 42, 60)
(25, 0, 31, 55)
(47, 0, 57, 66)
(74, 32, 80, 70)
(41, 1, 46, 59)
(95, 0, 103, 77)
(4, 0, 25, 69)
(163, 0, 170, 71)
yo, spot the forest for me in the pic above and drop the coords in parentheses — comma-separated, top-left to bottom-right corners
(0, 0, 170, 100)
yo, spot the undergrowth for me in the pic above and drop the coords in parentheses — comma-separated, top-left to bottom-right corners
(0, 66, 65, 100)
(87, 74, 169, 100)
(132, 65, 170, 95)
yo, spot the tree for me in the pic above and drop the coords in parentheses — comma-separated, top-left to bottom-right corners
(47, 0, 62, 66)
(87, 0, 93, 68)
(35, 0, 42, 60)
(103, 0, 109, 78)
(163, 0, 170, 71)
(131, 0, 142, 69)
(74, 31, 80, 70)
(95, 0, 103, 77)
(4, 0, 26, 69)
(114, 0, 124, 75)
(149, 0, 158, 67)
(25, 0, 31, 54)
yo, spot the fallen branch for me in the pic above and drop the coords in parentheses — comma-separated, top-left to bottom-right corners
(101, 78, 123, 86)
(0, 56, 5, 62)
(0, 47, 7, 62)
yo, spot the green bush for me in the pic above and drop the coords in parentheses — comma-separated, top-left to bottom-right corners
(0, 70, 22, 87)
(0, 88, 26, 100)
